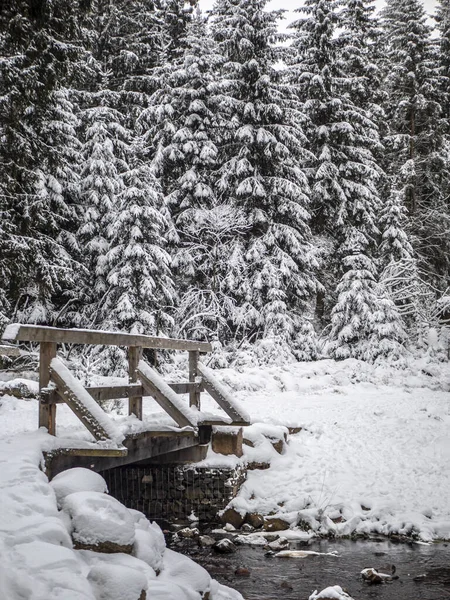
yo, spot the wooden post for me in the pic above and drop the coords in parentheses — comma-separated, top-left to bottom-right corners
(39, 342, 57, 434)
(129, 346, 142, 419)
(188, 350, 200, 409)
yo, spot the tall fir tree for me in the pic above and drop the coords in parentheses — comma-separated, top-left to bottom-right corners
(381, 0, 450, 289)
(291, 0, 404, 359)
(210, 0, 319, 359)
(0, 0, 84, 325)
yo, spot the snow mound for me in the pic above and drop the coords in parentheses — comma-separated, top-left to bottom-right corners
(62, 491, 135, 548)
(309, 585, 355, 600)
(50, 468, 108, 507)
(88, 563, 147, 600)
(160, 548, 211, 596)
(129, 510, 166, 573)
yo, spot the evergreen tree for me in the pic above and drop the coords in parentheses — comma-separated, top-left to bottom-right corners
(210, 0, 318, 357)
(291, 0, 404, 359)
(0, 0, 85, 324)
(381, 0, 450, 287)
(435, 0, 450, 124)
(141, 12, 245, 341)
(77, 97, 128, 325)
(102, 159, 175, 337)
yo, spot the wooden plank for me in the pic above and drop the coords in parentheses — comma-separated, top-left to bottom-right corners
(2, 324, 212, 352)
(82, 382, 203, 402)
(128, 346, 142, 419)
(0, 344, 21, 357)
(137, 361, 197, 428)
(197, 363, 250, 424)
(50, 362, 113, 441)
(169, 382, 204, 395)
(189, 350, 200, 409)
(39, 342, 57, 435)
(86, 383, 144, 402)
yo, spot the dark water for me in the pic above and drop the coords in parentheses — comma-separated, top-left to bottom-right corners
(182, 539, 450, 600)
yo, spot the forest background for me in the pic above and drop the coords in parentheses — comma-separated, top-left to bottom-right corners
(1, 0, 449, 374)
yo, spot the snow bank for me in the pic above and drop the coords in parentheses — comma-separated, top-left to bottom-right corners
(205, 358, 450, 542)
(0, 429, 244, 600)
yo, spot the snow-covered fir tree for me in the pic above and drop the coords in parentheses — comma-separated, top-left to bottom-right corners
(0, 0, 84, 325)
(435, 0, 450, 124)
(77, 97, 128, 326)
(381, 0, 450, 288)
(210, 0, 319, 359)
(102, 159, 174, 337)
(141, 12, 247, 342)
(291, 0, 404, 359)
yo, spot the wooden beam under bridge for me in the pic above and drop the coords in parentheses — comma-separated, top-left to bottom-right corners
(44, 429, 200, 478)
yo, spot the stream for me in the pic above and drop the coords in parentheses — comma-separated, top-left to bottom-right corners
(177, 538, 450, 599)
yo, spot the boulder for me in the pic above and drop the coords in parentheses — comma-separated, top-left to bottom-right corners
(178, 527, 199, 539)
(220, 507, 244, 529)
(62, 491, 135, 554)
(198, 535, 216, 548)
(264, 517, 290, 532)
(87, 563, 147, 600)
(245, 512, 264, 529)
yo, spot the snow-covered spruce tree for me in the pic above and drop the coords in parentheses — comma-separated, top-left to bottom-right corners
(101, 158, 175, 341)
(291, 0, 404, 360)
(381, 0, 450, 288)
(141, 12, 248, 343)
(435, 0, 450, 124)
(209, 0, 319, 359)
(77, 96, 128, 328)
(378, 184, 430, 340)
(0, 0, 84, 324)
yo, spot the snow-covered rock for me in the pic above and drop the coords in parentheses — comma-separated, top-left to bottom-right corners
(50, 468, 108, 508)
(309, 585, 355, 600)
(88, 563, 147, 600)
(62, 491, 135, 551)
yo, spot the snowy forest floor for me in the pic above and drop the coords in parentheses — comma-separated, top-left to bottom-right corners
(1, 355, 449, 547)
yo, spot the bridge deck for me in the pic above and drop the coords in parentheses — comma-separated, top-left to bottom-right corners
(44, 428, 202, 478)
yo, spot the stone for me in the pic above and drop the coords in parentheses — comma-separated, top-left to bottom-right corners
(264, 517, 290, 532)
(220, 507, 244, 529)
(268, 537, 289, 550)
(242, 438, 255, 448)
(213, 539, 236, 554)
(178, 527, 199, 539)
(74, 539, 134, 554)
(212, 427, 243, 457)
(280, 581, 293, 591)
(240, 523, 254, 532)
(246, 461, 271, 470)
(245, 512, 264, 529)
(270, 439, 284, 454)
(287, 426, 302, 435)
(234, 567, 250, 577)
(198, 535, 216, 547)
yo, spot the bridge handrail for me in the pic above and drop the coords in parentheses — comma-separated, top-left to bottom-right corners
(2, 324, 212, 352)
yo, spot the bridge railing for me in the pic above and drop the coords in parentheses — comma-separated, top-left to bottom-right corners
(2, 324, 249, 442)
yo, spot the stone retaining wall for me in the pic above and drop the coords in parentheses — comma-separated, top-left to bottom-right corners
(101, 465, 246, 524)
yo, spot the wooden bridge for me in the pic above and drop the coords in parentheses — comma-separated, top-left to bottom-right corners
(2, 324, 250, 476)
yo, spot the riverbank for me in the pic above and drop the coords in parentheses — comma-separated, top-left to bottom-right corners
(191, 357, 450, 542)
